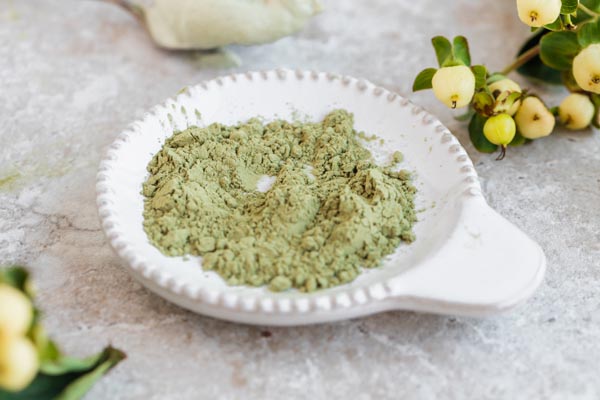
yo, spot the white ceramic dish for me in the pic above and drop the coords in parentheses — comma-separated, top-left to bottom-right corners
(96, 69, 546, 326)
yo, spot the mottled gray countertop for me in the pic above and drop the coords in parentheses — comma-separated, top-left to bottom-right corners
(1, 0, 599, 399)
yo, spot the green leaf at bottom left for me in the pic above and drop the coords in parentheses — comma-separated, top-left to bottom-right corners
(0, 346, 125, 400)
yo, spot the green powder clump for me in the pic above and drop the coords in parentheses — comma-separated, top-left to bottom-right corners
(143, 110, 416, 292)
(392, 151, 404, 163)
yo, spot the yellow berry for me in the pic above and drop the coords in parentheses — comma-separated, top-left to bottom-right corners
(572, 44, 600, 94)
(0, 336, 39, 392)
(515, 96, 556, 139)
(484, 114, 516, 145)
(489, 78, 522, 116)
(0, 284, 33, 337)
(559, 93, 595, 130)
(432, 66, 475, 109)
(516, 0, 561, 27)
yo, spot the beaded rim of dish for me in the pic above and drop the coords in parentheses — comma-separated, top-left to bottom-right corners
(96, 69, 482, 315)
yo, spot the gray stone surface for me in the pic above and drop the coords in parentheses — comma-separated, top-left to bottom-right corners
(1, 0, 599, 399)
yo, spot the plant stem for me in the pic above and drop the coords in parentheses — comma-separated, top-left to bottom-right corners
(563, 14, 575, 29)
(578, 3, 600, 17)
(501, 45, 541, 76)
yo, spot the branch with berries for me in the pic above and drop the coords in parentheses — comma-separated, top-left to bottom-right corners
(413, 0, 600, 159)
(0, 267, 125, 399)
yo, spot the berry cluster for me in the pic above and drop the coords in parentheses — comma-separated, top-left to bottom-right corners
(0, 283, 37, 392)
(414, 0, 600, 159)
(0, 267, 125, 397)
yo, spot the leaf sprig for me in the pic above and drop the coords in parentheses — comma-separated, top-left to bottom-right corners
(0, 267, 125, 400)
(413, 0, 600, 158)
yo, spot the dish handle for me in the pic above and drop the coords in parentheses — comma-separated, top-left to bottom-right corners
(386, 195, 546, 316)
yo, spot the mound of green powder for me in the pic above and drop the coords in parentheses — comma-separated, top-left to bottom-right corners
(143, 110, 416, 292)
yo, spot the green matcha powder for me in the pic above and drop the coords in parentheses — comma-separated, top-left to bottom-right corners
(142, 110, 416, 292)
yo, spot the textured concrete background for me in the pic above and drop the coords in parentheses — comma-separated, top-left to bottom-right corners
(1, 0, 599, 399)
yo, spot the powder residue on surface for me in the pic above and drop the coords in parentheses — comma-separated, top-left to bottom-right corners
(392, 151, 404, 163)
(142, 110, 416, 292)
(0, 172, 20, 191)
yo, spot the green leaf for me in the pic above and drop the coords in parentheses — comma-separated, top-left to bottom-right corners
(0, 373, 81, 400)
(453, 36, 471, 66)
(578, 18, 600, 48)
(573, 0, 599, 23)
(544, 16, 564, 31)
(471, 65, 487, 89)
(31, 325, 58, 363)
(0, 266, 29, 292)
(561, 0, 579, 14)
(509, 131, 528, 146)
(55, 348, 125, 400)
(540, 31, 581, 71)
(469, 113, 497, 153)
(412, 68, 437, 92)
(40, 348, 113, 376)
(40, 340, 61, 363)
(581, 0, 600, 11)
(0, 347, 125, 400)
(517, 31, 563, 84)
(571, 0, 600, 25)
(431, 36, 453, 67)
(487, 73, 507, 85)
(41, 354, 100, 376)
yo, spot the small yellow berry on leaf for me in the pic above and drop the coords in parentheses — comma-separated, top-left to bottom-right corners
(516, 0, 561, 28)
(515, 96, 556, 139)
(572, 44, 600, 95)
(559, 93, 595, 130)
(483, 114, 516, 160)
(0, 335, 39, 392)
(432, 66, 475, 109)
(0, 284, 33, 338)
(484, 114, 517, 146)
